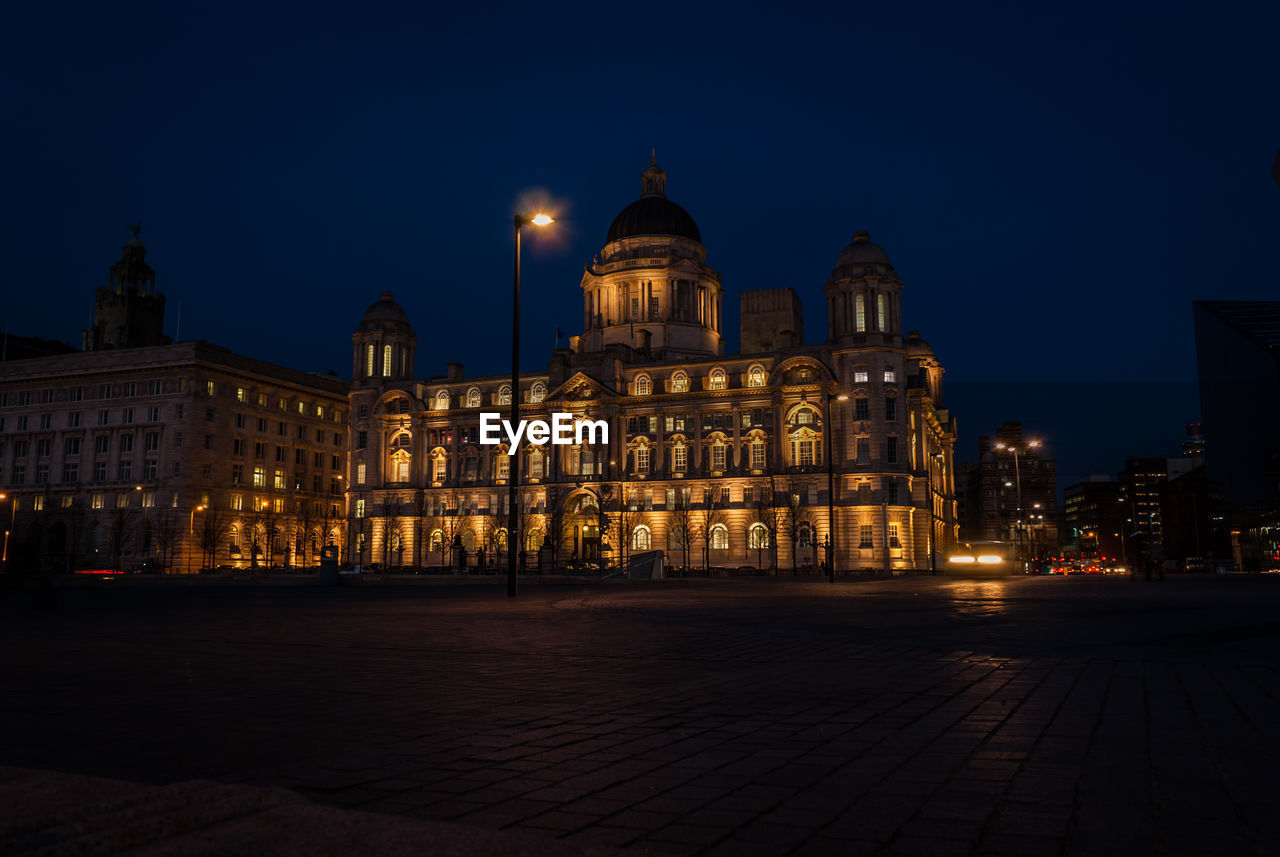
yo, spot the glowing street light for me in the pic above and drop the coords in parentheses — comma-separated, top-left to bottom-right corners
(509, 209, 555, 597)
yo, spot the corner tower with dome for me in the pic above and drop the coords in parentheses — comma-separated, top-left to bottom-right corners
(345, 158, 957, 574)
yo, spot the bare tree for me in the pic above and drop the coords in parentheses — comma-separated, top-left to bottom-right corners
(295, 500, 318, 569)
(106, 506, 132, 574)
(750, 482, 781, 573)
(694, 490, 728, 571)
(780, 476, 812, 576)
(668, 490, 695, 573)
(152, 510, 179, 573)
(200, 504, 233, 571)
(415, 490, 430, 571)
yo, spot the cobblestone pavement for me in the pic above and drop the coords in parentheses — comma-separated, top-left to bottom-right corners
(4, 575, 1280, 857)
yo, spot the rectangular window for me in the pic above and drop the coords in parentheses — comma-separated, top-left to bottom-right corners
(331, 454, 340, 469)
(255, 442, 265, 459)
(67, 412, 80, 428)
(16, 416, 27, 431)
(117, 462, 131, 481)
(144, 460, 157, 479)
(278, 421, 286, 436)
(252, 467, 265, 487)
(720, 486, 731, 505)
(148, 380, 161, 395)
(274, 469, 285, 489)
(751, 443, 765, 469)
(885, 397, 896, 421)
(854, 398, 870, 421)
(257, 417, 267, 432)
(636, 446, 649, 473)
(887, 436, 898, 465)
(206, 381, 216, 396)
(744, 486, 754, 504)
(91, 492, 104, 509)
(356, 431, 367, 450)
(236, 386, 246, 402)
(145, 433, 159, 452)
(649, 296, 660, 317)
(147, 407, 159, 422)
(32, 495, 45, 511)
(206, 408, 215, 421)
(174, 432, 182, 448)
(854, 370, 868, 383)
(93, 462, 107, 481)
(69, 386, 83, 402)
(13, 465, 25, 484)
(712, 445, 726, 470)
(357, 462, 367, 484)
(65, 438, 81, 456)
(860, 524, 873, 548)
(120, 435, 134, 453)
(205, 434, 214, 450)
(39, 414, 51, 429)
(887, 479, 899, 504)
(62, 463, 78, 483)
(355, 499, 366, 518)
(122, 408, 134, 424)
(889, 522, 901, 548)
(294, 449, 304, 465)
(41, 389, 54, 404)
(175, 404, 183, 419)
(673, 445, 687, 471)
(235, 414, 245, 429)
(97, 409, 109, 426)
(37, 438, 51, 457)
(232, 465, 244, 484)
(856, 436, 871, 462)
(231, 494, 244, 511)
(123, 383, 136, 397)
(99, 384, 112, 399)
(275, 445, 286, 462)
(18, 392, 31, 406)
(631, 297, 640, 319)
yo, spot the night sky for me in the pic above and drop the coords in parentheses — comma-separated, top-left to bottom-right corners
(4, 1, 1276, 487)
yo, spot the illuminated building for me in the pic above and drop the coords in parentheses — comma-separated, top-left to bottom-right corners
(972, 422, 1059, 557)
(348, 158, 957, 572)
(0, 231, 349, 572)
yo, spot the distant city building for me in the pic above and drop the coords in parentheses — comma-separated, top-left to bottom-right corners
(346, 159, 958, 572)
(1063, 475, 1123, 558)
(972, 422, 1058, 557)
(1180, 422, 1205, 463)
(0, 231, 349, 573)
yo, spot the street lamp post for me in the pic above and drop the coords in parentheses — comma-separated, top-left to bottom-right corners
(508, 211, 554, 598)
(824, 390, 848, 583)
(0, 493, 11, 573)
(995, 439, 1041, 564)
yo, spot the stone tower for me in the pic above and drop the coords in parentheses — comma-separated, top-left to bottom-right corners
(82, 225, 168, 351)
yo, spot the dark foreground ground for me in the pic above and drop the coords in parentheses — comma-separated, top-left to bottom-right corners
(3, 575, 1279, 857)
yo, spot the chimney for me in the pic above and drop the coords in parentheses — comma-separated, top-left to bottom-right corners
(446, 362, 464, 381)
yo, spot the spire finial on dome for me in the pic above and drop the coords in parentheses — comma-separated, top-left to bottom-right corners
(641, 153, 666, 198)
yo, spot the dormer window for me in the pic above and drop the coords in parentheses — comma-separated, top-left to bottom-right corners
(498, 385, 511, 405)
(671, 371, 688, 393)
(748, 365, 767, 388)
(466, 388, 481, 408)
(635, 375, 652, 396)
(708, 369, 726, 390)
(530, 382, 546, 403)
(434, 390, 449, 410)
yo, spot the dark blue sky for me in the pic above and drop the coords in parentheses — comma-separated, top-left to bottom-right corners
(4, 1, 1277, 481)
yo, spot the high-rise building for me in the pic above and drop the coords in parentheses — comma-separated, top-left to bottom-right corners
(1063, 475, 1123, 557)
(346, 159, 959, 572)
(972, 422, 1058, 557)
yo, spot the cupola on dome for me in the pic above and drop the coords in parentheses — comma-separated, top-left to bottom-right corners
(357, 291, 413, 332)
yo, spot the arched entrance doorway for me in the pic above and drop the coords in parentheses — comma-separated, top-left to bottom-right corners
(563, 492, 602, 563)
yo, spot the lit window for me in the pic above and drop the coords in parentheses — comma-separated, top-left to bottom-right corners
(382, 345, 392, 377)
(709, 369, 726, 390)
(710, 524, 728, 550)
(673, 445, 687, 472)
(712, 443, 726, 470)
(357, 462, 367, 484)
(671, 372, 688, 393)
(435, 391, 449, 410)
(496, 453, 509, 480)
(631, 526, 651, 551)
(530, 451, 544, 480)
(748, 366, 767, 388)
(355, 499, 365, 518)
(796, 408, 814, 425)
(889, 522, 901, 548)
(636, 446, 650, 473)
(467, 388, 481, 408)
(236, 387, 246, 402)
(855, 295, 866, 332)
(883, 368, 896, 384)
(635, 375, 651, 396)
(751, 441, 765, 469)
(531, 382, 546, 403)
(396, 459, 409, 481)
(749, 523, 769, 549)
(252, 467, 265, 487)
(877, 293, 887, 331)
(860, 524, 873, 548)
(498, 385, 511, 405)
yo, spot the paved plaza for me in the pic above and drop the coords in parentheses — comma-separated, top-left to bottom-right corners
(3, 574, 1279, 856)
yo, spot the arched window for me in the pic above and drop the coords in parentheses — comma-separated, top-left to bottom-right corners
(495, 529, 508, 551)
(855, 295, 866, 332)
(382, 345, 393, 377)
(791, 428, 820, 467)
(798, 523, 814, 548)
(877, 293, 887, 332)
(530, 449, 544, 479)
(711, 439, 727, 471)
(397, 398, 411, 414)
(671, 371, 688, 393)
(466, 388, 481, 408)
(710, 524, 729, 550)
(749, 523, 769, 549)
(632, 525, 651, 551)
(708, 368, 726, 390)
(530, 382, 547, 403)
(672, 442, 687, 472)
(498, 385, 511, 405)
(794, 407, 816, 425)
(495, 450, 510, 480)
(748, 365, 767, 387)
(429, 529, 443, 552)
(462, 530, 477, 551)
(434, 390, 449, 410)
(431, 449, 447, 483)
(526, 527, 544, 552)
(365, 345, 375, 377)
(635, 374, 651, 396)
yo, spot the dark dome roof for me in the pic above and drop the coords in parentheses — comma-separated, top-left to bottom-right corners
(835, 230, 891, 267)
(606, 195, 702, 244)
(358, 291, 412, 332)
(906, 330, 934, 357)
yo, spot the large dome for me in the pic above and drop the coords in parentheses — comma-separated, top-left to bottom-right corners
(606, 195, 702, 244)
(604, 156, 702, 245)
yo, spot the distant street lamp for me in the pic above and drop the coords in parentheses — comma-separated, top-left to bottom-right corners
(508, 210, 555, 598)
(187, 504, 205, 574)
